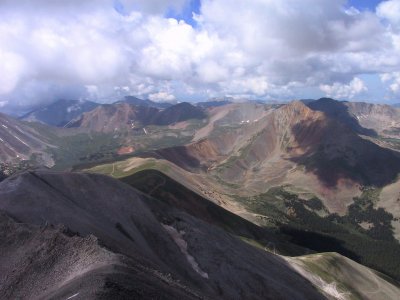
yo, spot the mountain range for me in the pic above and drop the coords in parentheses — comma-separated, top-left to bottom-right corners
(20, 96, 176, 128)
(1, 97, 400, 299)
(67, 102, 206, 132)
(20, 99, 100, 127)
(1, 170, 399, 299)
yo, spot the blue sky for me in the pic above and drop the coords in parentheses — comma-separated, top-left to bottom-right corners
(166, 0, 201, 26)
(166, 0, 397, 103)
(349, 0, 384, 10)
(167, 0, 389, 102)
(171, 1, 386, 27)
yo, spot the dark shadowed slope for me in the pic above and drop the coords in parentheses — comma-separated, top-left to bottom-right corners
(151, 102, 207, 126)
(120, 169, 308, 256)
(307, 98, 378, 136)
(308, 98, 400, 138)
(0, 170, 325, 300)
(121, 96, 173, 109)
(0, 211, 201, 300)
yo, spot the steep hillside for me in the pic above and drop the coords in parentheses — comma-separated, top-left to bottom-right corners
(154, 101, 400, 213)
(0, 211, 202, 300)
(83, 161, 400, 298)
(67, 103, 159, 132)
(308, 98, 400, 138)
(152, 102, 207, 126)
(68, 102, 207, 132)
(21, 99, 99, 127)
(0, 113, 54, 166)
(195, 100, 232, 108)
(192, 102, 272, 142)
(307, 98, 377, 136)
(346, 101, 400, 138)
(121, 95, 173, 109)
(120, 169, 308, 256)
(0, 170, 328, 300)
(287, 252, 400, 300)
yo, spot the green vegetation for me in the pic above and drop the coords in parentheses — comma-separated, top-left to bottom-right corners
(87, 159, 171, 178)
(42, 125, 195, 170)
(344, 187, 395, 241)
(49, 132, 121, 170)
(237, 186, 400, 281)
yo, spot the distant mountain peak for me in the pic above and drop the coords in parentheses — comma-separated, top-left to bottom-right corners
(67, 101, 207, 132)
(20, 99, 99, 127)
(119, 96, 173, 109)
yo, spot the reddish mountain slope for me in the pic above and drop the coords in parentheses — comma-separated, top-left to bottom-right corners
(155, 101, 400, 212)
(68, 102, 207, 133)
(68, 103, 159, 132)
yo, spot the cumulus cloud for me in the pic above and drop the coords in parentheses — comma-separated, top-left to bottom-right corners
(320, 77, 368, 99)
(149, 91, 176, 101)
(381, 72, 400, 95)
(377, 0, 400, 26)
(0, 0, 400, 113)
(0, 50, 27, 95)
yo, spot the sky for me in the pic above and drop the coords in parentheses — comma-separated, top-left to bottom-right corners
(1, 0, 400, 114)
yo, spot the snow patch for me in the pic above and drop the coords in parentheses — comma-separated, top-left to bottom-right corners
(67, 104, 81, 113)
(10, 132, 30, 147)
(162, 224, 209, 279)
(66, 293, 79, 300)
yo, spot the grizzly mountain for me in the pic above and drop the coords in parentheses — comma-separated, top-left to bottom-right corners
(68, 102, 207, 132)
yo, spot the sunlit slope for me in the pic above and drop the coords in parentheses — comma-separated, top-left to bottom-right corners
(0, 112, 55, 166)
(148, 101, 400, 215)
(286, 252, 400, 300)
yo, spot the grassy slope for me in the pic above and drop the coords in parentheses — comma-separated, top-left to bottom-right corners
(29, 119, 203, 170)
(287, 252, 400, 300)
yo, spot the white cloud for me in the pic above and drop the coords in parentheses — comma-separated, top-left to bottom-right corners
(220, 76, 270, 96)
(377, 0, 400, 26)
(0, 50, 27, 94)
(0, 0, 399, 112)
(380, 72, 400, 95)
(320, 77, 368, 99)
(149, 91, 176, 102)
